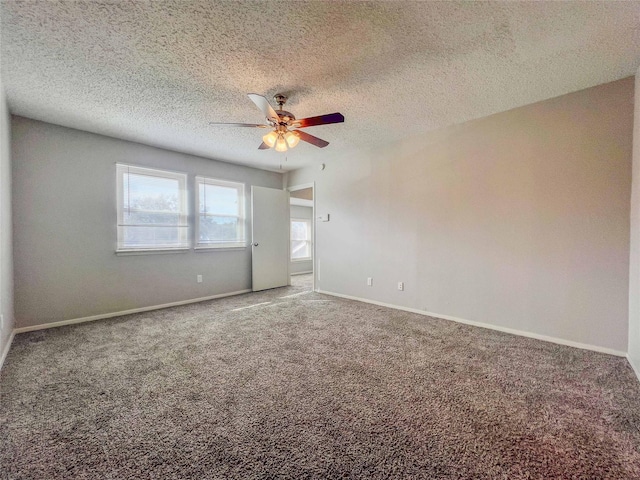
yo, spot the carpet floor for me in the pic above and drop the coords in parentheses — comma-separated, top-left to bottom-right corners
(1, 274, 640, 479)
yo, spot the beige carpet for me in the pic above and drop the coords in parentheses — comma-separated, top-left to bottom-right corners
(1, 274, 640, 479)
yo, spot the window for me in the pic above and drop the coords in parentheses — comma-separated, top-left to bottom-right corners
(116, 164, 188, 251)
(195, 176, 245, 248)
(291, 218, 312, 261)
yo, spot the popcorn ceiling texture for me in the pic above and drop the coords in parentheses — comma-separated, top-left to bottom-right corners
(1, 1, 640, 171)
(1, 276, 640, 478)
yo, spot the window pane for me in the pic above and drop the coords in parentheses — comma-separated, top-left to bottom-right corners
(124, 211, 180, 226)
(122, 226, 186, 248)
(291, 240, 310, 259)
(291, 221, 309, 241)
(199, 215, 240, 243)
(200, 184, 239, 216)
(125, 173, 181, 215)
(291, 219, 311, 260)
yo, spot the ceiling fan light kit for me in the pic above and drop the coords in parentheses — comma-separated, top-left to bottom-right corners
(210, 93, 344, 152)
(262, 130, 278, 148)
(275, 134, 288, 152)
(285, 131, 300, 148)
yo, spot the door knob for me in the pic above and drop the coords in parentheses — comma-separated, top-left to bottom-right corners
(252, 243, 259, 247)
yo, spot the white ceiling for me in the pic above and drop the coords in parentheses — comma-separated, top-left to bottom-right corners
(1, 1, 640, 172)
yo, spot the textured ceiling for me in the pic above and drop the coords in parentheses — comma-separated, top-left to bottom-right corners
(1, 1, 640, 172)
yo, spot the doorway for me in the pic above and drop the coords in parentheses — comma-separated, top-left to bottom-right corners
(288, 183, 315, 291)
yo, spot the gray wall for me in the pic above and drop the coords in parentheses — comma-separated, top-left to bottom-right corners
(0, 78, 14, 359)
(289, 77, 634, 353)
(629, 69, 640, 376)
(12, 117, 282, 328)
(290, 205, 313, 275)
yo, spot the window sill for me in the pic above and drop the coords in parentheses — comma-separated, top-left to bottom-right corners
(116, 248, 190, 256)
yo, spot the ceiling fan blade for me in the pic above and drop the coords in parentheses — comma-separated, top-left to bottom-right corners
(295, 130, 329, 148)
(295, 112, 344, 128)
(248, 94, 279, 122)
(258, 142, 270, 150)
(209, 122, 268, 128)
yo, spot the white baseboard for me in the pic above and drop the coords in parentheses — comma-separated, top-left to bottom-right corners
(318, 290, 627, 357)
(291, 271, 313, 276)
(627, 354, 640, 382)
(0, 331, 15, 371)
(13, 289, 252, 334)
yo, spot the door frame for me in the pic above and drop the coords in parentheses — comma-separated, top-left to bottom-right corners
(287, 182, 316, 292)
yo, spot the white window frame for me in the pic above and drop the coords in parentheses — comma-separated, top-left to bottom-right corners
(195, 176, 246, 249)
(116, 163, 188, 253)
(290, 218, 312, 262)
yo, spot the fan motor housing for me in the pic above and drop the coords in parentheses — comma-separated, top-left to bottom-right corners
(275, 110, 296, 123)
(273, 94, 295, 123)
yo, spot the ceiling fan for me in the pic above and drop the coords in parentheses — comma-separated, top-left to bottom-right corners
(209, 93, 344, 152)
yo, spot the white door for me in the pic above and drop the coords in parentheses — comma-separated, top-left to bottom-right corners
(251, 186, 290, 291)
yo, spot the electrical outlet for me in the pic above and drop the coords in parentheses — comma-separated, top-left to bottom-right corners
(367, 277, 373, 286)
(397, 282, 404, 291)
(197, 275, 203, 283)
